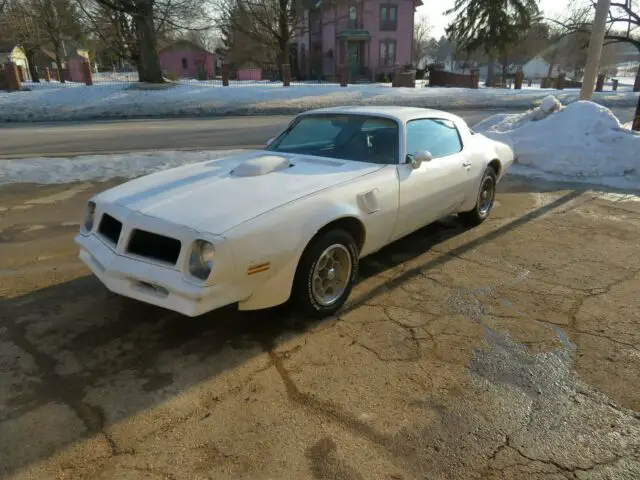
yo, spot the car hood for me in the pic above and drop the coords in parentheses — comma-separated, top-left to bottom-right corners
(96, 150, 384, 234)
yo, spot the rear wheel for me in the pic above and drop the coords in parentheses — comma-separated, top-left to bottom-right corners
(459, 167, 497, 227)
(292, 229, 358, 318)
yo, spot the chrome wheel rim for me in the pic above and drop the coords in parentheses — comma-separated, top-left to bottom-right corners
(311, 244, 352, 307)
(478, 177, 495, 215)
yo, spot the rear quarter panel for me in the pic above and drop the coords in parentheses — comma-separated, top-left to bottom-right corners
(223, 165, 399, 310)
(458, 128, 515, 211)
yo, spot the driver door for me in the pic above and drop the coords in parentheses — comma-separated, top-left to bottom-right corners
(391, 118, 470, 240)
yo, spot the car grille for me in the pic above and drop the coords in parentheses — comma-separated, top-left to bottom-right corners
(98, 213, 123, 245)
(127, 229, 181, 265)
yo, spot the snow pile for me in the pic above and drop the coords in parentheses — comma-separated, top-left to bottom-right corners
(475, 97, 640, 189)
(0, 149, 244, 185)
(474, 95, 562, 132)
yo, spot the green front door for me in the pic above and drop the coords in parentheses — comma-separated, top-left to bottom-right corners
(347, 42, 361, 76)
(196, 62, 206, 80)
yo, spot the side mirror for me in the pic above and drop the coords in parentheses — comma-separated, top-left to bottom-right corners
(408, 150, 432, 169)
(266, 137, 275, 147)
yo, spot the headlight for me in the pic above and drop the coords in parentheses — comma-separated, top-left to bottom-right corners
(189, 240, 215, 280)
(83, 201, 96, 232)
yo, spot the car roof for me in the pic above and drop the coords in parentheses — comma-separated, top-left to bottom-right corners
(298, 105, 462, 123)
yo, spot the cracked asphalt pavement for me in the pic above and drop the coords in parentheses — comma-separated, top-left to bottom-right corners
(0, 175, 639, 479)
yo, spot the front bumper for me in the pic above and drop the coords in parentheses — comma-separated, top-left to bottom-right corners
(75, 233, 240, 317)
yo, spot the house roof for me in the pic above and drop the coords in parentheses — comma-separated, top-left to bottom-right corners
(0, 43, 19, 55)
(40, 45, 88, 61)
(157, 39, 214, 55)
(40, 48, 57, 60)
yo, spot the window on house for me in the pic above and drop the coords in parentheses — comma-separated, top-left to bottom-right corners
(310, 10, 322, 34)
(380, 4, 398, 31)
(379, 40, 396, 67)
(181, 58, 188, 69)
(348, 5, 358, 28)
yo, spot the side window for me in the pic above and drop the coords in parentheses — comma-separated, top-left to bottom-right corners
(406, 118, 463, 159)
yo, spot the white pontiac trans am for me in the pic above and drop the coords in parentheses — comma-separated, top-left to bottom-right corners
(75, 106, 514, 318)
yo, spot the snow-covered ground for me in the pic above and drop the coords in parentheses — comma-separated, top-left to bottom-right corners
(1, 96, 638, 191)
(1, 80, 637, 122)
(0, 150, 242, 185)
(475, 96, 640, 190)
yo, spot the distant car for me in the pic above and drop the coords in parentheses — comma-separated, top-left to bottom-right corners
(75, 106, 514, 318)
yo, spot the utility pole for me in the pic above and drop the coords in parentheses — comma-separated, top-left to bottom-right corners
(579, 0, 611, 100)
(633, 92, 640, 131)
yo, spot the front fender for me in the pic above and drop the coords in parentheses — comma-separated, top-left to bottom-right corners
(227, 166, 398, 311)
(232, 200, 367, 311)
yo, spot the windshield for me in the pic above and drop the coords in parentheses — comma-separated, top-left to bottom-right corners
(267, 114, 399, 164)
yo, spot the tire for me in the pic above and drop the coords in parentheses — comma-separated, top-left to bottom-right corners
(459, 166, 497, 227)
(292, 229, 359, 318)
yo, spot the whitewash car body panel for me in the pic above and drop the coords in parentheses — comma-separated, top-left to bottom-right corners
(75, 106, 514, 317)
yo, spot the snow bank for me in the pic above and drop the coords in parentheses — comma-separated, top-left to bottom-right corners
(0, 149, 244, 185)
(1, 81, 637, 122)
(476, 96, 640, 189)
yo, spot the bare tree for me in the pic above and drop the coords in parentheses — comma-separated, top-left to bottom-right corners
(79, 0, 211, 82)
(413, 16, 433, 67)
(0, 0, 45, 81)
(216, 0, 366, 76)
(216, 0, 299, 69)
(184, 28, 219, 52)
(88, 0, 164, 82)
(78, 1, 140, 70)
(1, 0, 83, 82)
(549, 0, 639, 53)
(36, 0, 84, 81)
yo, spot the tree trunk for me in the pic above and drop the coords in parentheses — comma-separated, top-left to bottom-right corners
(133, 0, 164, 83)
(54, 47, 64, 83)
(130, 50, 145, 82)
(486, 54, 495, 87)
(26, 49, 40, 83)
(547, 47, 557, 79)
(632, 92, 640, 131)
(277, 0, 290, 77)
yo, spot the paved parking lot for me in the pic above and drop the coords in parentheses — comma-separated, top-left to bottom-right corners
(1, 175, 639, 479)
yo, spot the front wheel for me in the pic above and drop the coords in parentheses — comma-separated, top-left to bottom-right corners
(459, 167, 497, 227)
(292, 229, 359, 318)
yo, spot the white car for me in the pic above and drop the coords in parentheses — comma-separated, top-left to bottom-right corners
(75, 106, 514, 318)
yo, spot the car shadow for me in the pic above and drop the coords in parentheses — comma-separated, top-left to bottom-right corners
(0, 188, 583, 476)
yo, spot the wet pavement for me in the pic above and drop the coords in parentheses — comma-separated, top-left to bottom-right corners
(0, 176, 639, 479)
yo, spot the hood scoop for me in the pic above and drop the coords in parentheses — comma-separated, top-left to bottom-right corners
(231, 155, 291, 177)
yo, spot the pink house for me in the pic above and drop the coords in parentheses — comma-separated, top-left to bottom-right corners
(237, 65, 262, 81)
(158, 40, 216, 80)
(67, 57, 85, 82)
(298, 0, 422, 80)
(36, 46, 89, 82)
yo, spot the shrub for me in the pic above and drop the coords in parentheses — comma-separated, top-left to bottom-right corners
(376, 72, 391, 83)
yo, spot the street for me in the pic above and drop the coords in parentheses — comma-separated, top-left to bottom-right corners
(0, 106, 635, 159)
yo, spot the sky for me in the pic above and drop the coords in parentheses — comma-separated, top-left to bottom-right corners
(416, 0, 578, 38)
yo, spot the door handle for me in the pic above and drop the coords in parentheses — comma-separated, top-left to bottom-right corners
(462, 160, 472, 167)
